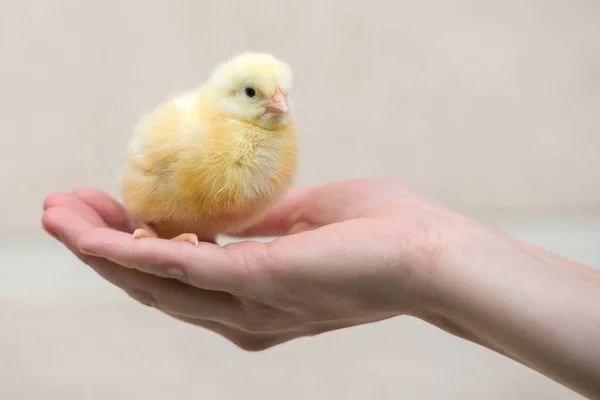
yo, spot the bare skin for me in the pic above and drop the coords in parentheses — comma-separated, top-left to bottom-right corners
(41, 179, 600, 399)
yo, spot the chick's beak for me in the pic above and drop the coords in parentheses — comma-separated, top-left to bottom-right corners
(264, 89, 288, 114)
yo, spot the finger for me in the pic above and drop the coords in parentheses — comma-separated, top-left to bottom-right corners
(71, 187, 141, 233)
(43, 206, 240, 321)
(42, 207, 98, 254)
(41, 206, 107, 271)
(265, 220, 369, 279)
(84, 257, 241, 322)
(228, 186, 314, 237)
(76, 227, 265, 293)
(43, 193, 107, 228)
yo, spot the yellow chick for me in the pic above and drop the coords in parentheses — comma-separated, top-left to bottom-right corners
(118, 52, 298, 245)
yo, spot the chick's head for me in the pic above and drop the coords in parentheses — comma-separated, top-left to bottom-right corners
(207, 52, 294, 129)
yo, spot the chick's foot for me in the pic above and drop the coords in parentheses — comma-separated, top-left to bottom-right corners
(171, 233, 199, 246)
(132, 228, 158, 240)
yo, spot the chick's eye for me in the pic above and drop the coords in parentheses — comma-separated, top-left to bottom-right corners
(244, 87, 256, 98)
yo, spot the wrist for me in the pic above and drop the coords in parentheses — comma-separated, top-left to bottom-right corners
(411, 216, 600, 399)
(407, 216, 511, 327)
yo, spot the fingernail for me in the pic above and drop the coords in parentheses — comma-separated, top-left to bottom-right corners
(79, 247, 99, 256)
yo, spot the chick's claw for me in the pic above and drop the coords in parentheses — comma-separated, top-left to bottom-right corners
(171, 233, 199, 246)
(132, 228, 157, 240)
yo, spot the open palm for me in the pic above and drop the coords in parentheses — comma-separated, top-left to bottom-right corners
(42, 179, 446, 350)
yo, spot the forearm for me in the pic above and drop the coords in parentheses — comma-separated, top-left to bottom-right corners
(421, 225, 600, 399)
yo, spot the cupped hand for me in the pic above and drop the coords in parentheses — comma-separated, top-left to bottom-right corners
(41, 179, 463, 351)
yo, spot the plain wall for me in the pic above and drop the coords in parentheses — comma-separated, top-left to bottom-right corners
(1, 0, 599, 235)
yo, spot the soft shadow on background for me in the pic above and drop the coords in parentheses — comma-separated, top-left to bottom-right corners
(1, 1, 599, 399)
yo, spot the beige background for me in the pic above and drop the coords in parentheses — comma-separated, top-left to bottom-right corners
(1, 1, 599, 399)
(1, 0, 599, 235)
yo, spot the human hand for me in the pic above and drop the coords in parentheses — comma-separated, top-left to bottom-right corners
(41, 179, 465, 350)
(41, 179, 600, 398)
